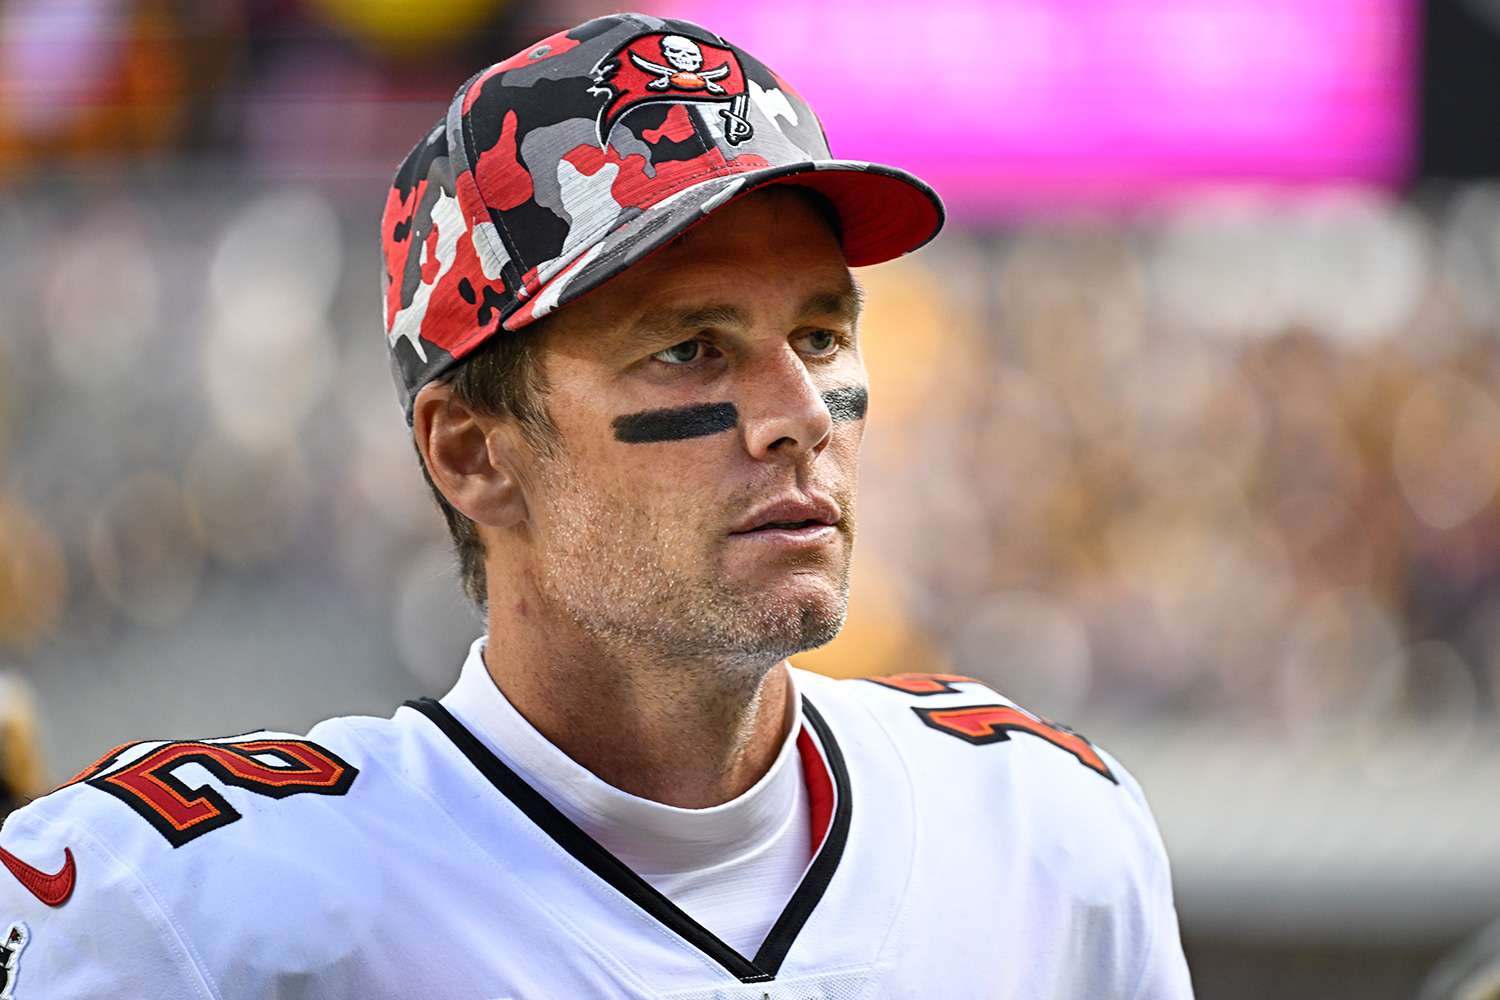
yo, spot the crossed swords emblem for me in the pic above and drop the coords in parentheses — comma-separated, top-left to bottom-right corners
(629, 50, 732, 95)
(624, 37, 753, 146)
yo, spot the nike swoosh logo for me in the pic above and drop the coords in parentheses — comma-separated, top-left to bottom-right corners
(0, 846, 76, 907)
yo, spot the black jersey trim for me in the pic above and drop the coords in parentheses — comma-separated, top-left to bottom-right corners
(751, 698, 852, 973)
(404, 694, 851, 983)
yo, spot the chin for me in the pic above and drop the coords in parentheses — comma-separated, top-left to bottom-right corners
(788, 601, 847, 655)
(737, 576, 849, 660)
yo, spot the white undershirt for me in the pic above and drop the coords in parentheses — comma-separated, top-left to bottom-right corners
(440, 637, 813, 957)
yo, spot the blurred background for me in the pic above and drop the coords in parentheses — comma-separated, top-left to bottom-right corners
(0, 0, 1497, 995)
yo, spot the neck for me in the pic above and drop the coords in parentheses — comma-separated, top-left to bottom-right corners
(481, 594, 793, 809)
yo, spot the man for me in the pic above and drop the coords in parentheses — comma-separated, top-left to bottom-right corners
(0, 13, 1193, 998)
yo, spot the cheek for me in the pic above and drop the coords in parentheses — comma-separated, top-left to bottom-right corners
(828, 419, 865, 463)
(822, 427, 865, 508)
(588, 442, 725, 526)
(641, 448, 728, 510)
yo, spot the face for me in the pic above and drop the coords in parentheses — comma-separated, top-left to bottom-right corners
(515, 189, 866, 672)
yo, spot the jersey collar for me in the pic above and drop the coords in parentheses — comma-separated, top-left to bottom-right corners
(438, 637, 808, 875)
(403, 691, 852, 983)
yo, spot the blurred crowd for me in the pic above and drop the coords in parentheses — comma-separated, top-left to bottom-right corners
(1, 177, 1498, 745)
(0, 0, 1496, 756)
(0, 0, 601, 180)
(806, 186, 1500, 739)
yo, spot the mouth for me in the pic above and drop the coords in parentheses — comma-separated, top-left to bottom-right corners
(747, 518, 827, 533)
(731, 522, 839, 552)
(729, 495, 842, 537)
(726, 497, 846, 560)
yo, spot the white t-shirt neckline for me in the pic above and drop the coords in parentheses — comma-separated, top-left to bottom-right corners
(439, 636, 809, 878)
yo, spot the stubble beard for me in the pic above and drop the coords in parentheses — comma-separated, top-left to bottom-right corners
(528, 451, 853, 693)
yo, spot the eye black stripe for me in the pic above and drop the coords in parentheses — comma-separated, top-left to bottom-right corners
(611, 402, 739, 443)
(822, 386, 867, 423)
(610, 387, 865, 444)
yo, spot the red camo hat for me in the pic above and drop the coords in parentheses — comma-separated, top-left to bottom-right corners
(380, 12, 945, 423)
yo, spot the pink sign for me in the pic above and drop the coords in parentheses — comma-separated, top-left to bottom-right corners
(659, 0, 1418, 216)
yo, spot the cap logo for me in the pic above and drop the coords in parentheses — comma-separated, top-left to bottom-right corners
(589, 33, 753, 148)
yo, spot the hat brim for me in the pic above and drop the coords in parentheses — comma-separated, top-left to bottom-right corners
(501, 160, 945, 332)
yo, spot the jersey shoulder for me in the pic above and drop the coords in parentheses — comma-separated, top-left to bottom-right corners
(15, 712, 383, 853)
(797, 668, 1113, 769)
(0, 710, 416, 925)
(798, 669, 1192, 997)
(0, 710, 432, 997)
(795, 667, 1157, 833)
(801, 668, 1175, 910)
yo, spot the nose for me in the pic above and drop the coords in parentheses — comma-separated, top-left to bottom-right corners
(739, 349, 834, 463)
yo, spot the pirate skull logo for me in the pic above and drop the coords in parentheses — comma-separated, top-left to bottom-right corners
(661, 36, 703, 72)
(590, 32, 755, 147)
(631, 35, 730, 94)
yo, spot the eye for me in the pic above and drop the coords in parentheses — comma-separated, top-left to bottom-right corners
(798, 329, 844, 356)
(652, 339, 705, 365)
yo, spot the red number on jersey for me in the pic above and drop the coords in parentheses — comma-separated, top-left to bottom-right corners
(914, 705, 1116, 783)
(68, 738, 358, 848)
(863, 674, 977, 695)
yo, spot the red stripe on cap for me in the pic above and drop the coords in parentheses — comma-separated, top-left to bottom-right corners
(489, 29, 581, 77)
(796, 726, 835, 856)
(380, 176, 429, 331)
(642, 104, 696, 144)
(476, 109, 533, 212)
(501, 251, 589, 330)
(461, 63, 508, 115)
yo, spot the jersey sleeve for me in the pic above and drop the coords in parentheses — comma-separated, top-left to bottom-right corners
(1132, 880, 1194, 1000)
(1115, 764, 1195, 1000)
(0, 802, 217, 1000)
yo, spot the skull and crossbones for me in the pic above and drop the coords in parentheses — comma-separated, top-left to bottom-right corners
(630, 35, 731, 94)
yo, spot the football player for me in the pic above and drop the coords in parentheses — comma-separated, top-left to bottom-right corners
(0, 13, 1193, 998)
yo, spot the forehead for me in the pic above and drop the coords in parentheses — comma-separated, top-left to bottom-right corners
(657, 186, 843, 270)
(548, 189, 853, 347)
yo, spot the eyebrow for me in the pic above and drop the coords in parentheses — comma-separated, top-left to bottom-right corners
(798, 281, 864, 326)
(627, 304, 748, 348)
(621, 278, 865, 351)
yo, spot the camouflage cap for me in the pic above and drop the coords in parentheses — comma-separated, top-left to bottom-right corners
(380, 12, 945, 423)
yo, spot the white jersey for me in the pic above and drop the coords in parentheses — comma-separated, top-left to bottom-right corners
(0, 667, 1193, 998)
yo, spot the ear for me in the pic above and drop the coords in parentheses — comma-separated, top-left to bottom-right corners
(412, 382, 530, 530)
